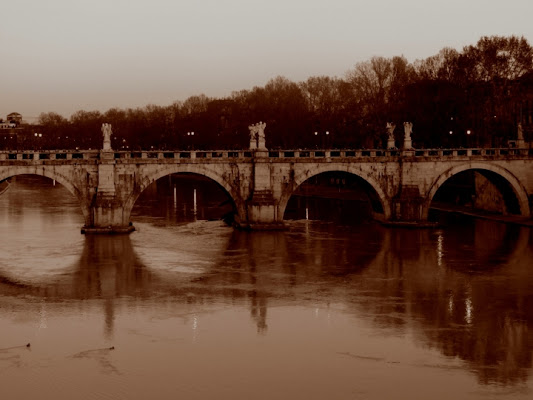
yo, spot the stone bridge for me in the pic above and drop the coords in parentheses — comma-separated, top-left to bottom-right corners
(0, 147, 532, 232)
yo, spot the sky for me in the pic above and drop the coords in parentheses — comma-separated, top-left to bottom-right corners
(2, 0, 533, 122)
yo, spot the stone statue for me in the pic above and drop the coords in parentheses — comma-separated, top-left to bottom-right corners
(102, 123, 112, 151)
(518, 122, 524, 141)
(257, 121, 266, 150)
(403, 122, 412, 140)
(386, 122, 396, 139)
(248, 121, 267, 150)
(386, 122, 396, 149)
(248, 124, 258, 150)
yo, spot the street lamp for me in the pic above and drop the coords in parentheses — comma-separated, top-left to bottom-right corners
(465, 129, 474, 147)
(186, 132, 195, 149)
(313, 131, 330, 149)
(34, 133, 42, 149)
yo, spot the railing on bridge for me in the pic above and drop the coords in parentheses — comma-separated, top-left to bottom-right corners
(0, 147, 532, 162)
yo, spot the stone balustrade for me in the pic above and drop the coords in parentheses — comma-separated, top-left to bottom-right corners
(0, 147, 531, 163)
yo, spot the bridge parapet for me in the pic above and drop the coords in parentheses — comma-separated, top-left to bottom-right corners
(0, 149, 100, 162)
(111, 147, 533, 162)
(1, 148, 532, 165)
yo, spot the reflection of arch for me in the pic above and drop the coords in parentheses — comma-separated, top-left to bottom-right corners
(0, 167, 89, 224)
(0, 234, 150, 298)
(280, 166, 390, 220)
(424, 163, 531, 219)
(123, 165, 242, 223)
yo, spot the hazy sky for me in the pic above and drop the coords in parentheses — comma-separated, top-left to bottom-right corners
(2, 0, 533, 122)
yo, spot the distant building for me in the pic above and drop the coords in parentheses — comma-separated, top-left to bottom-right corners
(1, 112, 22, 130)
(0, 121, 16, 129)
(0, 112, 28, 149)
(6, 112, 23, 125)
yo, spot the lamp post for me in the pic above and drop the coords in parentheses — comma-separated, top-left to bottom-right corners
(465, 129, 473, 148)
(313, 131, 330, 149)
(34, 132, 42, 149)
(449, 128, 473, 148)
(187, 131, 195, 150)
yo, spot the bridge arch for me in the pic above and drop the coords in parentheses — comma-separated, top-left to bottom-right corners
(123, 164, 245, 224)
(279, 165, 391, 221)
(424, 162, 531, 219)
(0, 166, 90, 224)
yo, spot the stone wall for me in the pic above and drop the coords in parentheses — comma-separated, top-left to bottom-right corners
(474, 172, 507, 214)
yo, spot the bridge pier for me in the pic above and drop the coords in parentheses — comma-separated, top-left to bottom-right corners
(82, 151, 135, 234)
(82, 195, 135, 234)
(244, 190, 284, 230)
(239, 150, 285, 230)
(387, 185, 434, 227)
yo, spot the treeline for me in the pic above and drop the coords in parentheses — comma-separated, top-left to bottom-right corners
(34, 35, 533, 150)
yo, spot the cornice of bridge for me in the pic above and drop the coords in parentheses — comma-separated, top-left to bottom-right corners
(0, 147, 531, 165)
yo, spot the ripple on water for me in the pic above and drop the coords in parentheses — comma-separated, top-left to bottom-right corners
(130, 220, 233, 275)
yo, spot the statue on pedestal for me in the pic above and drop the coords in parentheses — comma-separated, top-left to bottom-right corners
(248, 121, 267, 150)
(386, 122, 396, 149)
(102, 123, 113, 151)
(403, 122, 413, 149)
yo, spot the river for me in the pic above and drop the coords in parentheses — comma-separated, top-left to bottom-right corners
(1, 175, 532, 399)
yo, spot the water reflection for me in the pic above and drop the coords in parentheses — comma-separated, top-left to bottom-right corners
(351, 224, 533, 385)
(1, 176, 533, 392)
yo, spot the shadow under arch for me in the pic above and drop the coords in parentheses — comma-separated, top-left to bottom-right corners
(123, 164, 243, 224)
(0, 168, 90, 224)
(279, 166, 389, 221)
(424, 162, 531, 219)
